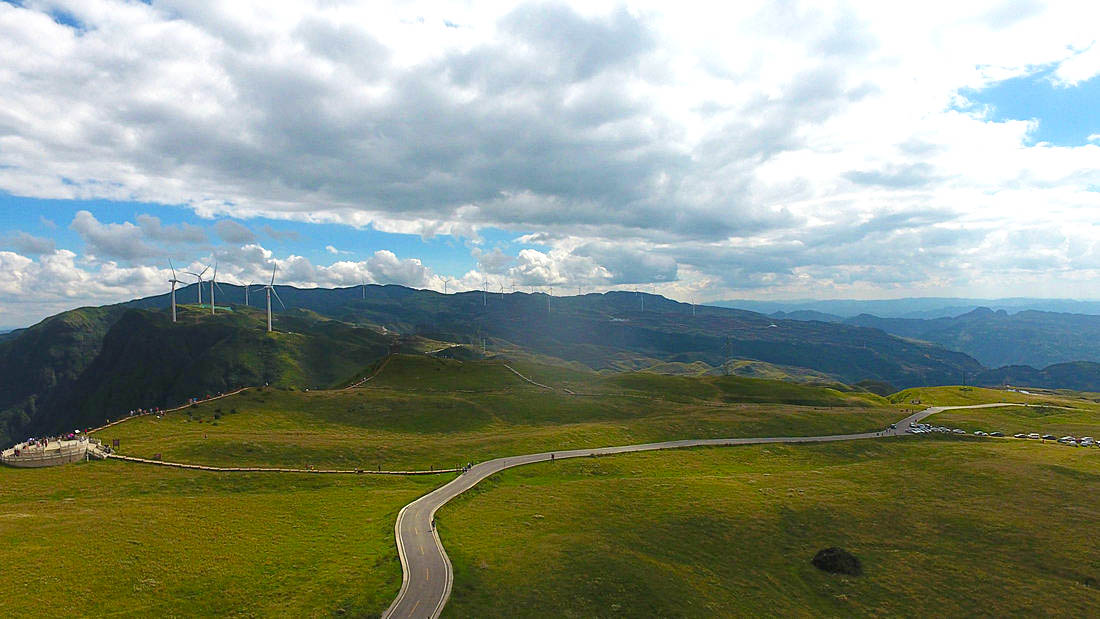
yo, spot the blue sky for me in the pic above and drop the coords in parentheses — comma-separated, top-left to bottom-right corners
(0, 193, 521, 276)
(963, 68, 1100, 146)
(1, 1, 1100, 328)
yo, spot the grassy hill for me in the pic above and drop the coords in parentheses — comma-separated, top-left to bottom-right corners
(3, 283, 988, 447)
(440, 439, 1100, 616)
(97, 355, 900, 470)
(0, 305, 395, 445)
(124, 284, 986, 389)
(0, 460, 443, 616)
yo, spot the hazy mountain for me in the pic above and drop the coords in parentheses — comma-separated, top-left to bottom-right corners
(843, 308, 1100, 368)
(716, 297, 1100, 319)
(974, 361, 1100, 393)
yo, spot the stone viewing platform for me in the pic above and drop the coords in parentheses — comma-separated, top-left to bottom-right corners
(1, 437, 107, 468)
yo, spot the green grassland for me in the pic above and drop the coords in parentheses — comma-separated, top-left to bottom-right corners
(927, 404, 1100, 437)
(0, 460, 447, 617)
(439, 439, 1100, 617)
(98, 356, 902, 470)
(889, 384, 1100, 409)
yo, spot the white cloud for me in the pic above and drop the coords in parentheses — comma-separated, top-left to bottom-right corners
(1, 0, 1099, 305)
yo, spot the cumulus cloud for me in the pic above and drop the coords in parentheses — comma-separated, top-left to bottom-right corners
(1, 1, 1100, 305)
(3, 231, 56, 256)
(214, 220, 256, 244)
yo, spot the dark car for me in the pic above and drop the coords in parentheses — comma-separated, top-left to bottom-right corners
(1042, 434, 1056, 440)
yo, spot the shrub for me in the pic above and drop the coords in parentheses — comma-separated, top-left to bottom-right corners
(811, 547, 862, 576)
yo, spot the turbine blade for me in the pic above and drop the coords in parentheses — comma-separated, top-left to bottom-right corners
(271, 286, 286, 310)
(270, 263, 277, 286)
(169, 259, 176, 279)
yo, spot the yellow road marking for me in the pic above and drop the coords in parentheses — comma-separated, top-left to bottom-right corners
(411, 600, 420, 613)
(426, 568, 430, 582)
(419, 544, 424, 555)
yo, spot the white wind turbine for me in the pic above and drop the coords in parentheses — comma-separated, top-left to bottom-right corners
(209, 262, 226, 315)
(245, 281, 255, 306)
(186, 265, 210, 306)
(168, 260, 183, 323)
(262, 263, 286, 333)
(362, 277, 367, 300)
(482, 280, 489, 307)
(499, 283, 504, 302)
(442, 277, 450, 295)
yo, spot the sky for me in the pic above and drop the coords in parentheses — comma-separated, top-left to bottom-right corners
(1, 0, 1099, 327)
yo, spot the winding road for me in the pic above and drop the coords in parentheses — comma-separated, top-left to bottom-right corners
(381, 403, 1021, 618)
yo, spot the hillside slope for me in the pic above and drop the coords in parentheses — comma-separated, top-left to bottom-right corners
(127, 285, 982, 389)
(0, 305, 392, 445)
(845, 308, 1100, 368)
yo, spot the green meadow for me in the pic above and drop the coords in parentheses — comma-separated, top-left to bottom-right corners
(9, 355, 1100, 617)
(98, 356, 901, 470)
(439, 438, 1100, 617)
(0, 460, 447, 617)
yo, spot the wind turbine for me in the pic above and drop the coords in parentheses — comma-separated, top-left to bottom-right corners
(263, 264, 286, 333)
(168, 260, 183, 323)
(482, 280, 489, 307)
(547, 285, 553, 313)
(209, 262, 226, 315)
(442, 277, 450, 295)
(245, 281, 255, 306)
(499, 283, 504, 302)
(186, 265, 210, 306)
(510, 280, 516, 294)
(362, 278, 366, 299)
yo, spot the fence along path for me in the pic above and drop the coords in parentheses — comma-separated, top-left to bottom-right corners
(103, 452, 459, 475)
(88, 387, 252, 434)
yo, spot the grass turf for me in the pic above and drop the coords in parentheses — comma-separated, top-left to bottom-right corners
(0, 459, 448, 617)
(926, 404, 1100, 438)
(438, 438, 1100, 617)
(97, 380, 901, 470)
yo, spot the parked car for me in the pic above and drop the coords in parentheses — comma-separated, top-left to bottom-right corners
(1042, 434, 1057, 440)
(1028, 433, 1041, 439)
(990, 431, 1004, 437)
(1014, 433, 1027, 439)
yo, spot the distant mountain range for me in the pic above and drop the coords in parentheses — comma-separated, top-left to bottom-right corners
(7, 286, 1100, 447)
(715, 297, 1100, 319)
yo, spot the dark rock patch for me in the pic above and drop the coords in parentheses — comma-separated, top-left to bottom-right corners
(812, 547, 862, 576)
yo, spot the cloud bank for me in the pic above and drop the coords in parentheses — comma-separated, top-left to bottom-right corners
(2, 0, 1100, 324)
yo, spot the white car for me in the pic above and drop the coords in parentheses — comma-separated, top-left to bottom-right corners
(1028, 433, 1041, 439)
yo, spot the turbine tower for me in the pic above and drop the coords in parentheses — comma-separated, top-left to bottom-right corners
(499, 283, 504, 302)
(482, 280, 488, 307)
(442, 277, 450, 295)
(263, 264, 286, 333)
(362, 278, 367, 299)
(186, 265, 210, 306)
(168, 260, 183, 323)
(245, 281, 255, 306)
(209, 262, 225, 315)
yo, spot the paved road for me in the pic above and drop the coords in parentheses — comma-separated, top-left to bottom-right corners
(381, 403, 1021, 618)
